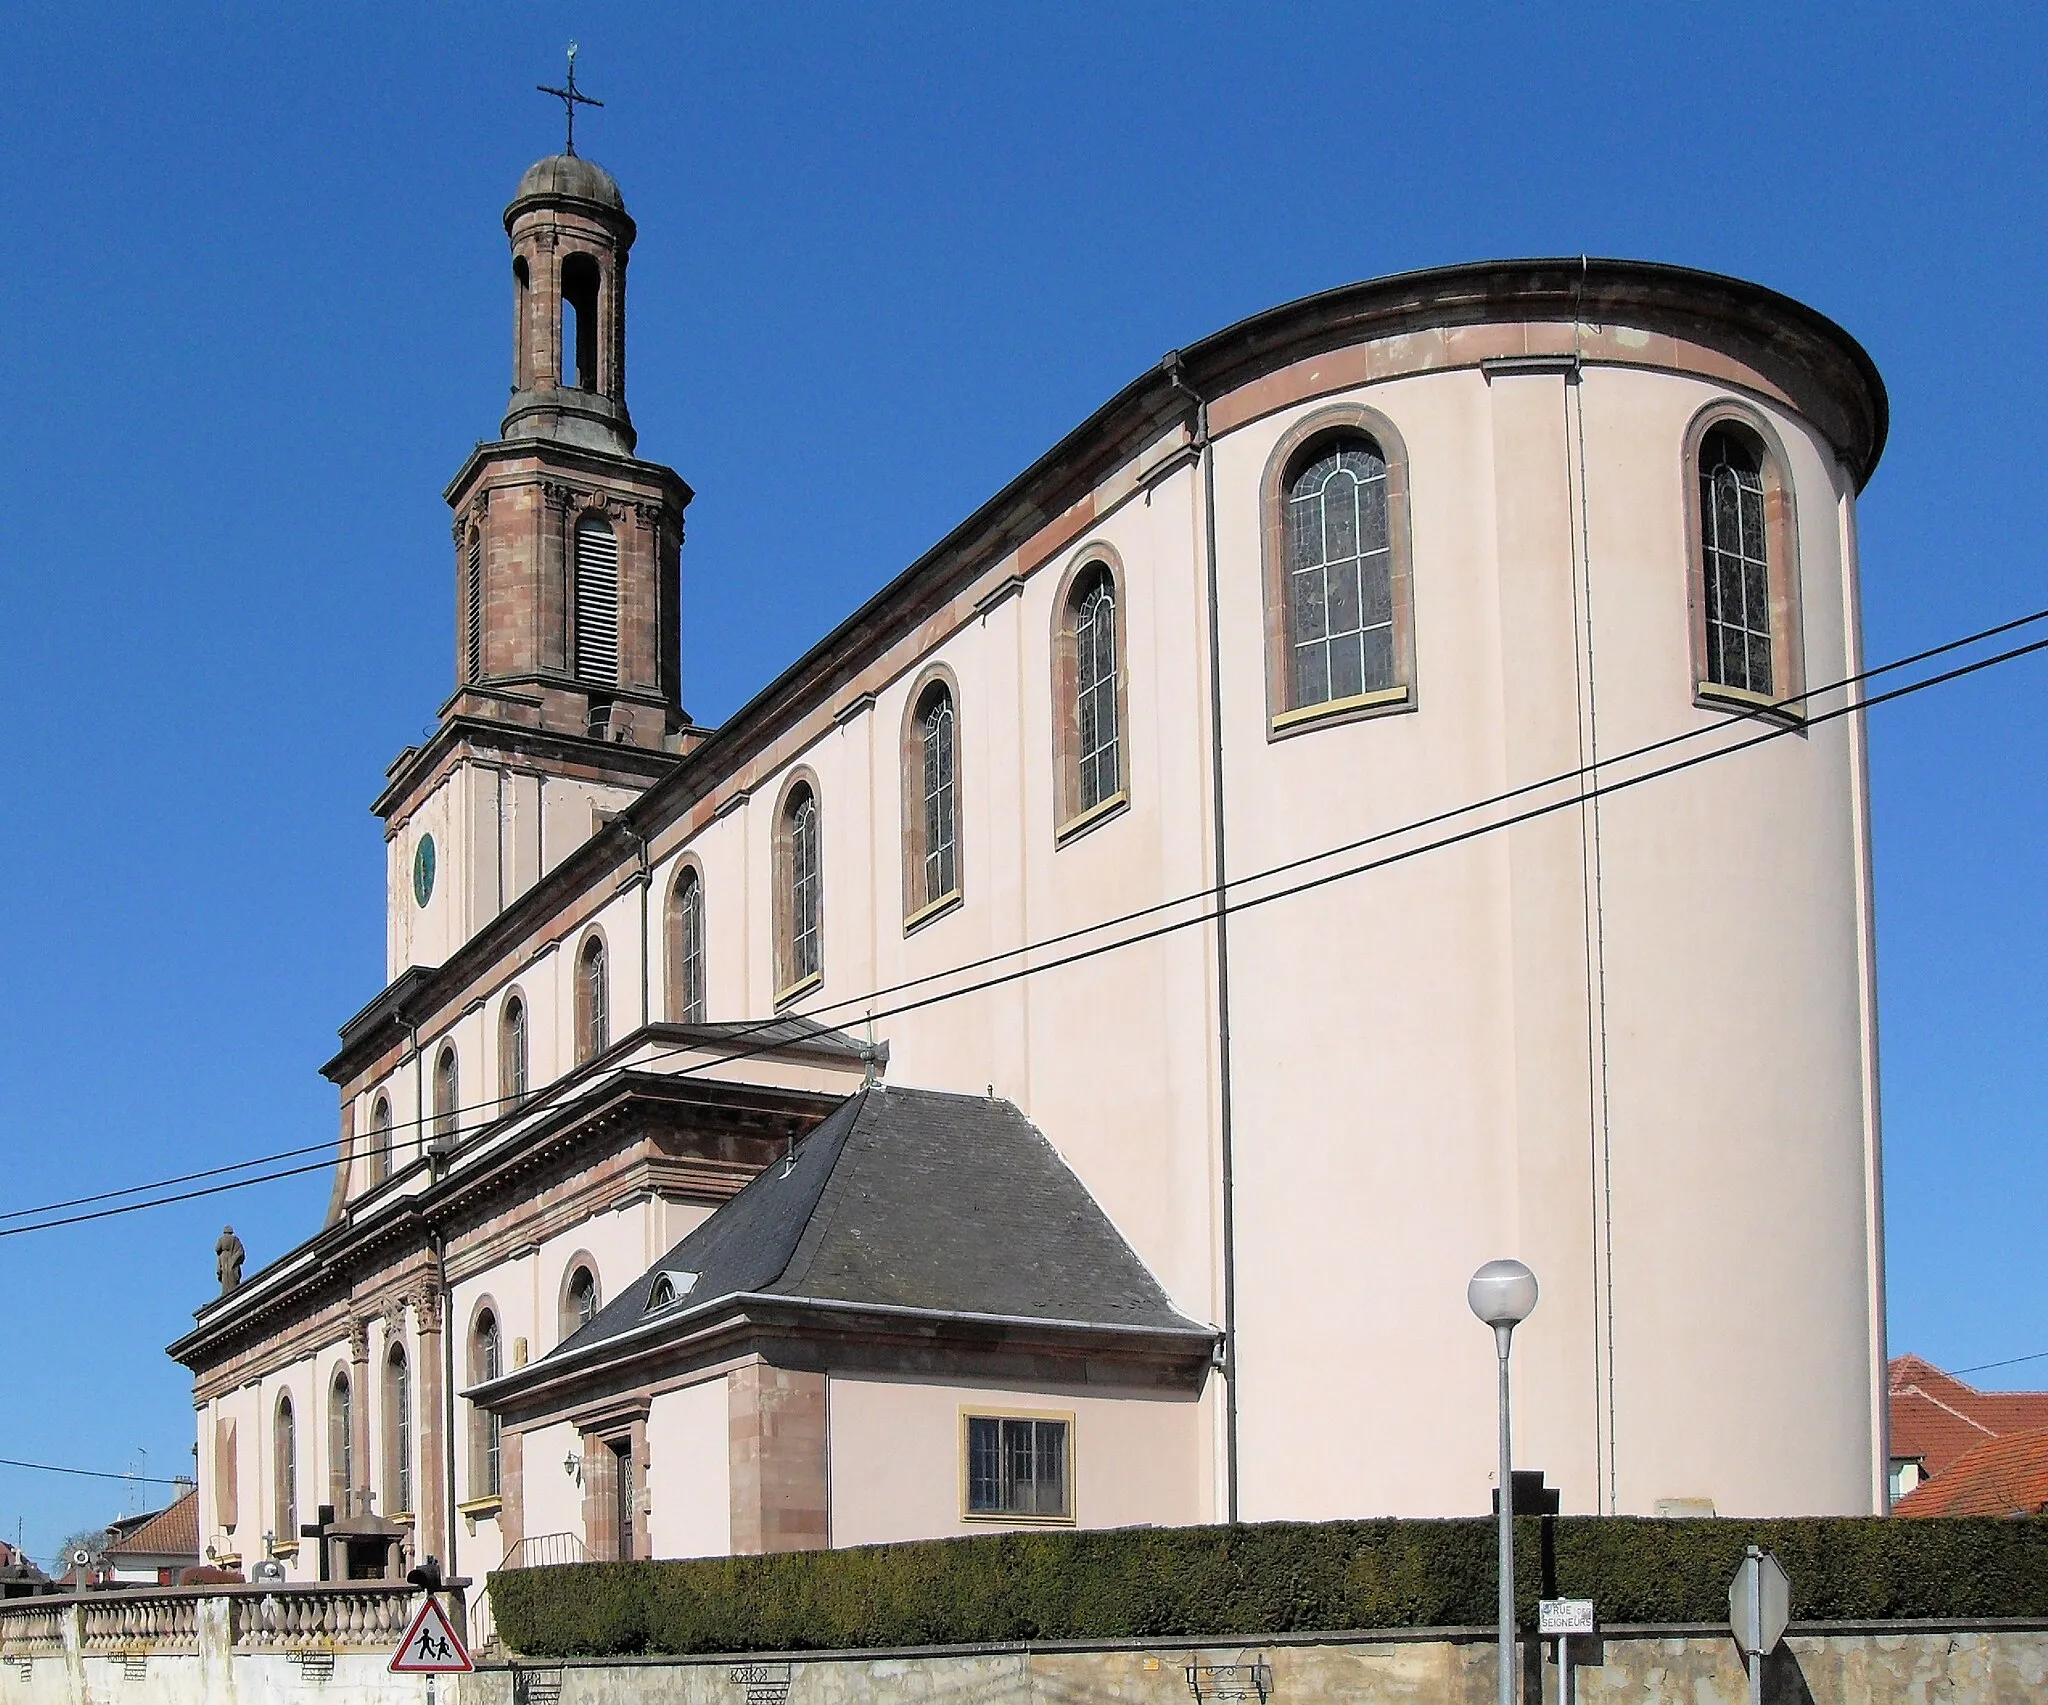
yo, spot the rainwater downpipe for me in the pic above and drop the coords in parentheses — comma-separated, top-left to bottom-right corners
(624, 824, 652, 1029)
(1169, 350, 1242, 1523)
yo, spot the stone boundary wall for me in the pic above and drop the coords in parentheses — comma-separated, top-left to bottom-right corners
(467, 1621, 2048, 1705)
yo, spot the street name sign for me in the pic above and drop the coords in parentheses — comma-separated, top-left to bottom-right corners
(1538, 1599, 1596, 1637)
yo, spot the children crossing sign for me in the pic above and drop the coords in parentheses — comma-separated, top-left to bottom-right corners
(389, 1596, 473, 1674)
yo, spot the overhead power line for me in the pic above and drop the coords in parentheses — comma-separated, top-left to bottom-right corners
(1950, 1349, 2048, 1378)
(0, 1455, 187, 1488)
(2, 608, 2043, 1242)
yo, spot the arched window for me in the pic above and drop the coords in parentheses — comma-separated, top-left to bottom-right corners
(574, 515, 620, 687)
(901, 678, 960, 923)
(1684, 410, 1802, 714)
(560, 252, 601, 390)
(465, 526, 485, 683)
(432, 1045, 459, 1145)
(666, 867, 707, 1023)
(328, 1369, 353, 1512)
(384, 1344, 412, 1516)
(1287, 439, 1394, 706)
(274, 1393, 297, 1543)
(368, 1094, 392, 1186)
(500, 995, 529, 1110)
(575, 934, 609, 1063)
(471, 1310, 503, 1498)
(775, 780, 823, 996)
(1261, 410, 1416, 731)
(1054, 557, 1128, 835)
(561, 1263, 599, 1341)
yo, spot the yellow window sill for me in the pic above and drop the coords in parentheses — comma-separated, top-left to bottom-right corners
(1696, 680, 1804, 722)
(774, 971, 823, 1008)
(1270, 685, 1410, 733)
(1055, 790, 1129, 847)
(457, 1496, 503, 1519)
(904, 890, 963, 935)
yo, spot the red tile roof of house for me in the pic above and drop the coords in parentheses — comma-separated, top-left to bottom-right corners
(103, 1488, 199, 1561)
(1888, 1354, 2048, 1480)
(1894, 1426, 2048, 1518)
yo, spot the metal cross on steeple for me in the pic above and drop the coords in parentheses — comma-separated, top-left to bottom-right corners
(537, 42, 603, 157)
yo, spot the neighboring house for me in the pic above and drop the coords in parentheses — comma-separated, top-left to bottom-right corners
(102, 1488, 202, 1586)
(169, 141, 1894, 1585)
(0, 1542, 51, 1600)
(1893, 1427, 2048, 1518)
(1887, 1354, 2048, 1506)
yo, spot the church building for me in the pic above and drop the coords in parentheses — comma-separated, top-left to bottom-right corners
(169, 145, 1891, 1591)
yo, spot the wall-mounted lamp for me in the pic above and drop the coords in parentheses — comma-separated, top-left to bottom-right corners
(563, 1449, 582, 1486)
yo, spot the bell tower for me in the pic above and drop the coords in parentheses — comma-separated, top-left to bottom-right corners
(440, 151, 690, 751)
(376, 143, 694, 977)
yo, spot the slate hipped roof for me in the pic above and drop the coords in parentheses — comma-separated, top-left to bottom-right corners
(544, 1085, 1209, 1368)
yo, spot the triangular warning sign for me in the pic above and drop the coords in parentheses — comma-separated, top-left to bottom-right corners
(389, 1596, 473, 1674)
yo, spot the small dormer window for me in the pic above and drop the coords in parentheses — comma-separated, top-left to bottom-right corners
(646, 1270, 697, 1312)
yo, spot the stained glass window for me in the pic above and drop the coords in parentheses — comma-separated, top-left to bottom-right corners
(920, 690, 958, 906)
(1699, 429, 1773, 696)
(1285, 439, 1395, 708)
(578, 936, 609, 1061)
(788, 789, 822, 982)
(1074, 575, 1120, 812)
(672, 870, 707, 1023)
(501, 996, 528, 1110)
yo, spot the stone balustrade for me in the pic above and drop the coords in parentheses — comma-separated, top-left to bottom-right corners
(0, 1580, 461, 1657)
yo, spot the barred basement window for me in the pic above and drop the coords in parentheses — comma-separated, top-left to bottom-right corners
(964, 1414, 1071, 1520)
(465, 527, 484, 682)
(574, 515, 620, 686)
(667, 867, 707, 1023)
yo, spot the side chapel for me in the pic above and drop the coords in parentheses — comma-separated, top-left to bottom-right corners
(171, 140, 1894, 1589)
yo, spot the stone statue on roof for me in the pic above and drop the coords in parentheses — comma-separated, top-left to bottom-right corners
(215, 1226, 245, 1295)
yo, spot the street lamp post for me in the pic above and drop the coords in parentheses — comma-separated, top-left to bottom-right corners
(1468, 1258, 1539, 1705)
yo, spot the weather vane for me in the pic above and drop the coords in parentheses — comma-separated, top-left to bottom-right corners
(537, 42, 603, 158)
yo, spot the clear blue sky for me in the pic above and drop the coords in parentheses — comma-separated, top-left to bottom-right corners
(0, 5, 2041, 1563)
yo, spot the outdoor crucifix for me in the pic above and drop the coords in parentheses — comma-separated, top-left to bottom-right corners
(537, 42, 603, 157)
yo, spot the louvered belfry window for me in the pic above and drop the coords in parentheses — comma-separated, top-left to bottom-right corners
(465, 528, 484, 682)
(574, 514, 620, 685)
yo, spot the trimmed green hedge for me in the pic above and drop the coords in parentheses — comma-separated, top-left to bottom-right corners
(489, 1517, 2048, 1658)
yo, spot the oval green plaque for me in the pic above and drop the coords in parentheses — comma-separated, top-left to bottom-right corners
(413, 834, 437, 908)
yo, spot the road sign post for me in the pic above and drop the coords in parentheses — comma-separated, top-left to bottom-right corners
(1728, 1546, 1790, 1705)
